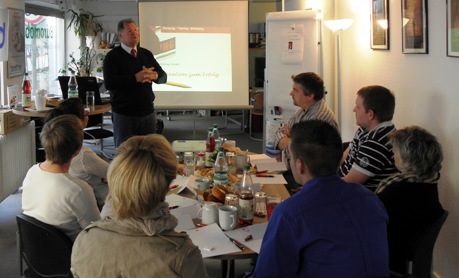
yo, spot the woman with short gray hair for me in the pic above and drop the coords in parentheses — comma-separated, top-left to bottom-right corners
(376, 126, 444, 274)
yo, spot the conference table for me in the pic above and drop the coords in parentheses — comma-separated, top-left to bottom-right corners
(180, 180, 290, 278)
(12, 103, 112, 118)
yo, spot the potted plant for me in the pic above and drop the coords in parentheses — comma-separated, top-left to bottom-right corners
(59, 46, 105, 77)
(67, 9, 103, 38)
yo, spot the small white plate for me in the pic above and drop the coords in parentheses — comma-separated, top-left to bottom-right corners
(24, 107, 53, 112)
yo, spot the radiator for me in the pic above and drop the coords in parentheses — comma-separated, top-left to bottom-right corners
(0, 121, 36, 203)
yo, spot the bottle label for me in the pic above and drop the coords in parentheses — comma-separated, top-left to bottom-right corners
(205, 151, 214, 167)
(22, 94, 31, 107)
(68, 90, 79, 98)
(213, 172, 228, 186)
(239, 198, 254, 220)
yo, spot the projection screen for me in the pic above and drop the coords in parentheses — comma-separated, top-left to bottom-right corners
(138, 0, 249, 108)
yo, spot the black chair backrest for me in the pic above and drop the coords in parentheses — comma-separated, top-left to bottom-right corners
(58, 76, 102, 105)
(16, 213, 73, 277)
(407, 210, 448, 278)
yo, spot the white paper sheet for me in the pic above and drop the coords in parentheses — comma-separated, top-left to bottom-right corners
(165, 194, 198, 208)
(170, 203, 201, 231)
(168, 175, 191, 195)
(187, 223, 241, 258)
(224, 223, 268, 254)
(255, 161, 287, 172)
(252, 174, 287, 185)
(249, 154, 272, 165)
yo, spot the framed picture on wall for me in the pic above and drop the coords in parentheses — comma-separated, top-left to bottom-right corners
(447, 0, 459, 57)
(371, 0, 390, 49)
(402, 0, 428, 54)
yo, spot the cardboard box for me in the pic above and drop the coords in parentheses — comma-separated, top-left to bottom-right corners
(0, 110, 30, 135)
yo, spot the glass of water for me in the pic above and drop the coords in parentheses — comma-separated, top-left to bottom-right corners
(86, 91, 95, 110)
(183, 152, 196, 176)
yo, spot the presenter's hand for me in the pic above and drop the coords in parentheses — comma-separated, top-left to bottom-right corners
(135, 66, 158, 83)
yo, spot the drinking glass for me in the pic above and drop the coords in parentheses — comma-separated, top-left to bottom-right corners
(267, 194, 281, 220)
(183, 151, 196, 176)
(224, 194, 239, 207)
(254, 191, 267, 217)
(86, 91, 95, 110)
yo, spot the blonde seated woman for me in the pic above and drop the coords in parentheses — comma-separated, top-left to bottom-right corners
(71, 134, 207, 277)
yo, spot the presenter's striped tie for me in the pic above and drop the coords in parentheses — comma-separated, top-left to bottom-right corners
(131, 49, 137, 58)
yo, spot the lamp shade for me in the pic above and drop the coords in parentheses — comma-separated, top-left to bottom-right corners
(324, 19, 353, 31)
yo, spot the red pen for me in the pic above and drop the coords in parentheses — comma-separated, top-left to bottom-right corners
(170, 185, 178, 189)
(255, 170, 268, 174)
(256, 174, 275, 178)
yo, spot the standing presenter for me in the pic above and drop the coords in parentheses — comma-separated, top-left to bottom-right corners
(104, 18, 167, 147)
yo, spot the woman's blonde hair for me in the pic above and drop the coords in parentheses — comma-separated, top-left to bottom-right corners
(390, 126, 443, 180)
(108, 134, 178, 219)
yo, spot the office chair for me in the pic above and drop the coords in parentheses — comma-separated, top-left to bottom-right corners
(58, 76, 114, 158)
(390, 210, 448, 278)
(16, 213, 73, 278)
(249, 93, 263, 141)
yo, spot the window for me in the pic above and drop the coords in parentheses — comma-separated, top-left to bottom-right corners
(25, 6, 64, 97)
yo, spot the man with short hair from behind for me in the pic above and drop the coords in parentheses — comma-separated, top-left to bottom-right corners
(339, 85, 397, 191)
(273, 72, 338, 193)
(253, 120, 389, 277)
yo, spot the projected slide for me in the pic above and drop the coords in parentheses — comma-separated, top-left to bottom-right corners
(147, 26, 232, 92)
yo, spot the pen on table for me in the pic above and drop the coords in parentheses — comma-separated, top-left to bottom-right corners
(256, 174, 275, 178)
(245, 234, 253, 242)
(255, 170, 268, 174)
(226, 234, 245, 251)
(168, 205, 179, 210)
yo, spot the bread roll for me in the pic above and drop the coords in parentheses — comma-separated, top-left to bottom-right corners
(211, 185, 228, 202)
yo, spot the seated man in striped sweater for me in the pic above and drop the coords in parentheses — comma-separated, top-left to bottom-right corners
(273, 72, 338, 193)
(338, 85, 398, 191)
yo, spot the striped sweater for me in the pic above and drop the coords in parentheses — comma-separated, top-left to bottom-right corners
(338, 121, 397, 191)
(274, 99, 338, 165)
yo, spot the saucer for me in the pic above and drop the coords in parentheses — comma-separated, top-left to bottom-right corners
(24, 107, 53, 112)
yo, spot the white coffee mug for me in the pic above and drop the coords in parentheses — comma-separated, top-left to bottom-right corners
(219, 205, 238, 231)
(35, 95, 47, 111)
(235, 154, 250, 170)
(197, 202, 218, 225)
(194, 178, 210, 191)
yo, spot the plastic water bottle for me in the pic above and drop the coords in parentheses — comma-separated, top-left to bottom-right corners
(239, 165, 254, 225)
(21, 72, 32, 108)
(68, 75, 78, 98)
(213, 147, 228, 186)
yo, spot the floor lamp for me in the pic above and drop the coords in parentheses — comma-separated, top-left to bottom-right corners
(323, 19, 353, 129)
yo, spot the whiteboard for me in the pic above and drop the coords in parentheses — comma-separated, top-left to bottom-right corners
(264, 10, 321, 146)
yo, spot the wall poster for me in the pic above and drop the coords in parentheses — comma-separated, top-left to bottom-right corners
(7, 9, 25, 78)
(448, 0, 459, 57)
(371, 0, 390, 50)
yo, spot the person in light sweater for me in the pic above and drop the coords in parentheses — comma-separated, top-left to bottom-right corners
(22, 115, 100, 241)
(45, 98, 110, 209)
